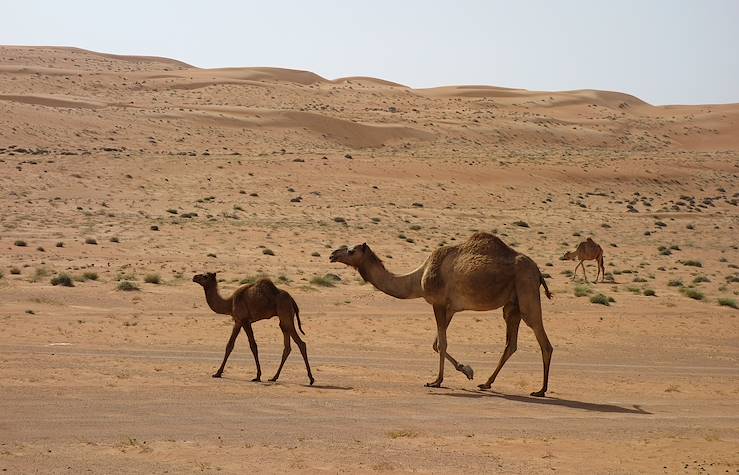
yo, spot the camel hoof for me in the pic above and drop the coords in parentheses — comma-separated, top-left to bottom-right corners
(530, 390, 546, 398)
(425, 381, 442, 388)
(212, 373, 222, 378)
(268, 377, 277, 382)
(309, 377, 315, 386)
(251, 377, 261, 382)
(477, 383, 491, 390)
(460, 365, 474, 380)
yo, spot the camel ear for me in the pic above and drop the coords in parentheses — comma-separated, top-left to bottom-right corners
(361, 243, 368, 250)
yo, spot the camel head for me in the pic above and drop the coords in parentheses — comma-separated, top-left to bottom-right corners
(329, 243, 370, 268)
(561, 251, 578, 261)
(193, 272, 217, 287)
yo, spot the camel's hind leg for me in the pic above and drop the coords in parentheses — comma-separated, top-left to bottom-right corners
(598, 255, 605, 282)
(269, 323, 292, 382)
(516, 266, 553, 397)
(290, 328, 314, 385)
(478, 301, 521, 390)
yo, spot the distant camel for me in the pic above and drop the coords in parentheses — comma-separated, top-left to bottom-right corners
(330, 232, 554, 397)
(562, 238, 605, 282)
(192, 272, 314, 385)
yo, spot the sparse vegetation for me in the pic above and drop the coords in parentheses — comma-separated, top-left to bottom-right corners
(667, 279, 684, 287)
(718, 298, 738, 309)
(643, 289, 656, 297)
(513, 220, 529, 228)
(10, 267, 21, 275)
(680, 260, 703, 267)
(262, 248, 275, 256)
(310, 274, 340, 287)
(84, 238, 98, 245)
(110, 236, 120, 243)
(51, 273, 74, 287)
(574, 284, 592, 297)
(680, 288, 705, 301)
(81, 271, 99, 281)
(14, 240, 27, 247)
(590, 293, 611, 306)
(144, 274, 161, 284)
(117, 280, 140, 291)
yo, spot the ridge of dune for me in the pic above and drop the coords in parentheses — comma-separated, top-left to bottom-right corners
(1, 45, 738, 152)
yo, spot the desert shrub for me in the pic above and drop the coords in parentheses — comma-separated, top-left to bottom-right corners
(667, 279, 684, 287)
(693, 276, 710, 284)
(51, 273, 74, 287)
(680, 288, 704, 300)
(144, 274, 161, 284)
(311, 251, 321, 257)
(590, 293, 610, 306)
(117, 280, 139, 291)
(110, 236, 120, 243)
(718, 298, 737, 309)
(10, 267, 21, 275)
(84, 238, 97, 245)
(574, 284, 592, 297)
(14, 240, 27, 247)
(681, 260, 702, 267)
(513, 221, 529, 228)
(333, 217, 346, 223)
(262, 248, 275, 256)
(310, 274, 340, 287)
(81, 271, 99, 281)
(56, 241, 64, 247)
(166, 208, 178, 214)
(643, 289, 656, 296)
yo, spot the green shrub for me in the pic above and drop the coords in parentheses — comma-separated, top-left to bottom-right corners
(144, 274, 161, 284)
(680, 288, 704, 300)
(117, 280, 139, 291)
(667, 279, 684, 287)
(643, 289, 656, 297)
(51, 273, 74, 287)
(81, 271, 99, 281)
(718, 298, 737, 309)
(590, 293, 610, 306)
(310, 274, 340, 287)
(681, 260, 702, 267)
(574, 284, 592, 297)
(693, 276, 710, 284)
(14, 240, 27, 247)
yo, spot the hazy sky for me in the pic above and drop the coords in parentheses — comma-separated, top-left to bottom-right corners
(2, 1, 738, 105)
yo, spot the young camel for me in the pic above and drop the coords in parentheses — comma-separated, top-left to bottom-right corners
(192, 272, 314, 385)
(330, 232, 554, 397)
(562, 237, 605, 283)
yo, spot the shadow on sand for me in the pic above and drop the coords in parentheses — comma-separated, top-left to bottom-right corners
(429, 388, 650, 415)
(304, 384, 354, 391)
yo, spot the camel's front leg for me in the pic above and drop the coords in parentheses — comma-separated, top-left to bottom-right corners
(426, 306, 453, 387)
(213, 322, 241, 378)
(242, 322, 262, 382)
(433, 337, 474, 380)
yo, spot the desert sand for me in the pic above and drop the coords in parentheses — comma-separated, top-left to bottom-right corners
(0, 46, 738, 474)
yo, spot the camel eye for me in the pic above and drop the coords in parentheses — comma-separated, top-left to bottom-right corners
(348, 249, 354, 254)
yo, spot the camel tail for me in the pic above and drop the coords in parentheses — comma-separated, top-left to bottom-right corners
(540, 275, 553, 300)
(291, 296, 305, 335)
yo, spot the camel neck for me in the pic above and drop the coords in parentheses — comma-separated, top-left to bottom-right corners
(359, 258, 425, 300)
(203, 283, 233, 315)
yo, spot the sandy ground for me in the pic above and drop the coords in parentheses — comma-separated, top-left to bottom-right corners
(1, 46, 738, 473)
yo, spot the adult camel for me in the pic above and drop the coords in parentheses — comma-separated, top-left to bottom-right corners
(330, 232, 554, 397)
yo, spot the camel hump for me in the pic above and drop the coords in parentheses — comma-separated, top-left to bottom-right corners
(255, 278, 280, 294)
(463, 232, 514, 255)
(587, 237, 594, 242)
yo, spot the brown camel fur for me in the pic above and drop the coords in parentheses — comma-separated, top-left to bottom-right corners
(562, 237, 605, 283)
(192, 272, 314, 385)
(330, 232, 554, 397)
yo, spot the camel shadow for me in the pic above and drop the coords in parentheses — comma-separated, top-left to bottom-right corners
(304, 384, 354, 391)
(429, 388, 650, 415)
